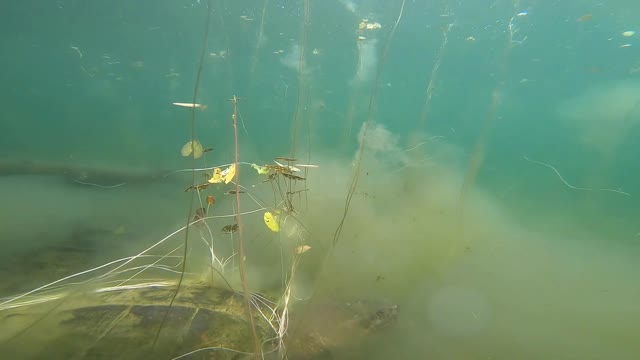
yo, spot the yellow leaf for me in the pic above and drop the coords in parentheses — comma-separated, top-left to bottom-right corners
(263, 211, 280, 232)
(251, 163, 269, 175)
(207, 168, 223, 184)
(181, 140, 204, 159)
(223, 164, 236, 184)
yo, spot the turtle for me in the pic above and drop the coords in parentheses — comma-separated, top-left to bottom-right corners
(283, 299, 400, 360)
(0, 280, 399, 360)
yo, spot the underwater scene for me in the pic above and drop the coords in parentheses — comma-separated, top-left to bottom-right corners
(1, 0, 639, 359)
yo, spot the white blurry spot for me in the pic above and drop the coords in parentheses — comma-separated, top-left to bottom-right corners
(280, 44, 306, 73)
(558, 80, 640, 155)
(339, 0, 357, 14)
(355, 122, 411, 168)
(427, 287, 492, 337)
(295, 245, 311, 254)
(620, 44, 632, 48)
(351, 38, 378, 86)
(622, 30, 635, 37)
(516, 11, 528, 16)
(292, 272, 313, 300)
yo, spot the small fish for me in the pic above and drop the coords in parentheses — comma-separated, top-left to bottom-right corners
(274, 156, 297, 162)
(282, 173, 305, 181)
(173, 102, 207, 109)
(185, 183, 210, 192)
(294, 163, 319, 169)
(226, 190, 245, 195)
(221, 224, 238, 234)
(576, 14, 592, 22)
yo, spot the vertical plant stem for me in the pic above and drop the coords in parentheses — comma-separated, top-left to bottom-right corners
(231, 96, 260, 357)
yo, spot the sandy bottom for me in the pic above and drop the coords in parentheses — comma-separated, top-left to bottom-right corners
(1, 145, 638, 359)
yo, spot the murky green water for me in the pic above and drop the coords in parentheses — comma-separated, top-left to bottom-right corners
(1, 0, 640, 359)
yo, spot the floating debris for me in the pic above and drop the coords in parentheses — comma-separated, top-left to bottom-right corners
(366, 22, 382, 30)
(208, 168, 223, 184)
(358, 19, 381, 31)
(193, 207, 206, 222)
(251, 163, 269, 175)
(295, 245, 311, 254)
(221, 164, 236, 184)
(206, 195, 215, 206)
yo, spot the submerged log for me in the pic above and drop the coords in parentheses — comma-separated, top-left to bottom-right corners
(0, 159, 171, 186)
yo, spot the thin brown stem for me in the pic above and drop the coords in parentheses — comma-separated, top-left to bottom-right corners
(230, 95, 260, 358)
(151, 0, 212, 352)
